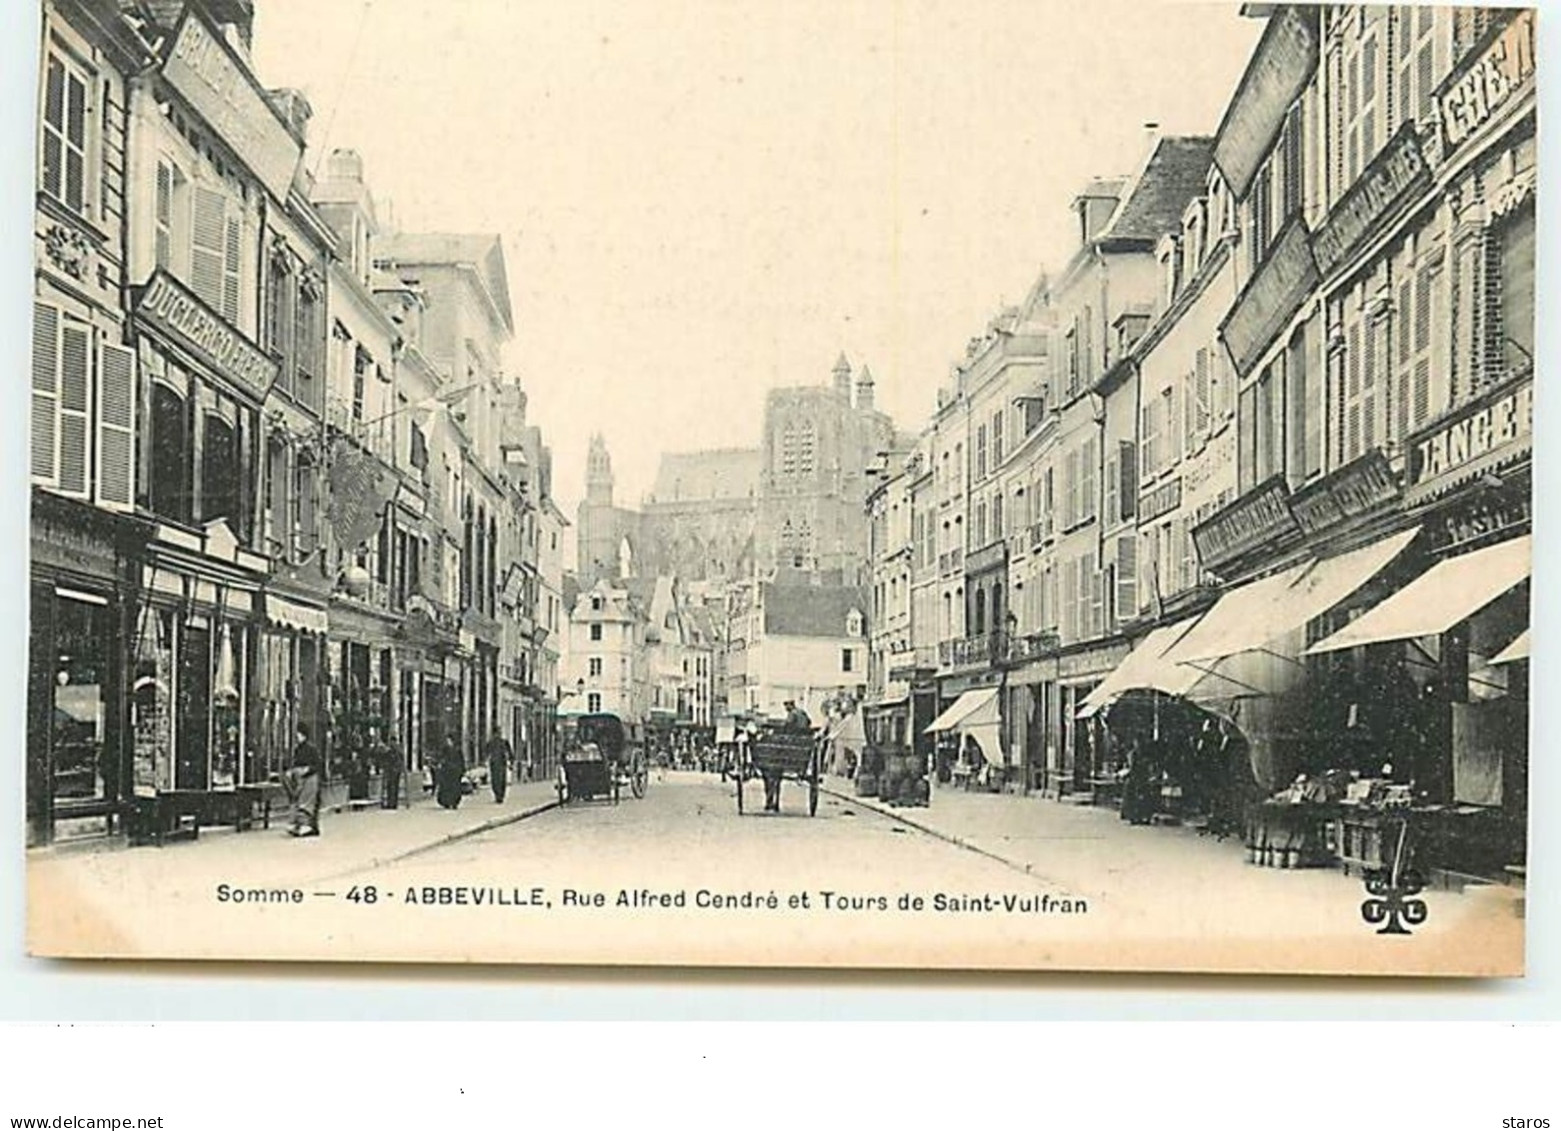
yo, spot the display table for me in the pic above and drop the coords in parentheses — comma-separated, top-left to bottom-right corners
(1245, 801, 1338, 869)
(125, 787, 278, 846)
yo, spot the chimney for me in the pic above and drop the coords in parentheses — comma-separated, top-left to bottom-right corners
(202, 0, 255, 55)
(268, 88, 314, 144)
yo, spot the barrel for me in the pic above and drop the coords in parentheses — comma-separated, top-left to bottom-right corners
(855, 771, 880, 798)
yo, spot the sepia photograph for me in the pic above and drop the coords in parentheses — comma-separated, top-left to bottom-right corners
(21, 0, 1535, 975)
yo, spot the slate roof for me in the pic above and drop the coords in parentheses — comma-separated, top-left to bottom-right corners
(761, 583, 868, 639)
(1099, 136, 1215, 245)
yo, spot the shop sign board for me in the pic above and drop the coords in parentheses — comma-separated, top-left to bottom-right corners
(1408, 375, 1533, 490)
(1138, 477, 1183, 523)
(1290, 451, 1401, 536)
(1311, 126, 1430, 280)
(1219, 221, 1319, 379)
(1212, 6, 1319, 198)
(1436, 10, 1536, 154)
(161, 11, 301, 201)
(134, 270, 279, 402)
(32, 510, 120, 578)
(1057, 640, 1129, 680)
(1192, 476, 1299, 570)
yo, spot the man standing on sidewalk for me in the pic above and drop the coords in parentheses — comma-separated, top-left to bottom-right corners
(375, 728, 402, 810)
(287, 723, 321, 837)
(486, 729, 513, 804)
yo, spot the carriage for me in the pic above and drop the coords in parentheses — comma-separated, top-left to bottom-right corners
(732, 722, 821, 816)
(556, 712, 649, 805)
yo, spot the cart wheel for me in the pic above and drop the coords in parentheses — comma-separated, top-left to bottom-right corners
(735, 772, 745, 815)
(809, 771, 820, 817)
(631, 755, 648, 799)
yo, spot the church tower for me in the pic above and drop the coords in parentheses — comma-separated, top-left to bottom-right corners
(832, 352, 852, 400)
(586, 433, 615, 506)
(855, 364, 875, 412)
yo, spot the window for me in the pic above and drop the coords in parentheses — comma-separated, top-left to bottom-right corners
(41, 48, 90, 215)
(1115, 535, 1138, 623)
(352, 346, 370, 424)
(589, 624, 603, 642)
(1140, 396, 1161, 481)
(588, 657, 603, 677)
(975, 424, 987, 479)
(1344, 14, 1383, 189)
(841, 648, 854, 673)
(587, 693, 601, 713)
(1497, 206, 1535, 375)
(991, 410, 1005, 466)
(1237, 383, 1258, 493)
(590, 595, 603, 611)
(191, 185, 242, 325)
(1078, 437, 1098, 524)
(1395, 6, 1440, 130)
(992, 493, 1004, 540)
(201, 412, 240, 526)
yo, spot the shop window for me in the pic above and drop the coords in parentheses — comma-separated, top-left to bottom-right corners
(41, 47, 91, 216)
(51, 593, 112, 805)
(149, 383, 191, 523)
(201, 413, 240, 526)
(131, 607, 174, 795)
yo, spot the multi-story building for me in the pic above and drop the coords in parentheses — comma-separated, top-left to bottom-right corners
(562, 579, 650, 720)
(374, 232, 517, 768)
(730, 580, 869, 721)
(864, 450, 914, 750)
(28, 0, 151, 845)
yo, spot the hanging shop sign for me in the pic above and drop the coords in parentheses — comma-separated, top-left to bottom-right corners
(1311, 125, 1430, 280)
(134, 270, 279, 401)
(1436, 10, 1536, 154)
(1219, 220, 1319, 380)
(328, 442, 399, 553)
(1211, 5, 1319, 198)
(1289, 450, 1401, 536)
(161, 10, 301, 201)
(1407, 375, 1533, 495)
(1192, 476, 1299, 571)
(1138, 477, 1184, 524)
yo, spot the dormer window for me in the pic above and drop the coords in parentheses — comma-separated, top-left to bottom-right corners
(846, 609, 864, 637)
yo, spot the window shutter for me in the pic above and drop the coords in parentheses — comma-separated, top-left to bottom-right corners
(65, 70, 86, 212)
(58, 320, 92, 497)
(1395, 277, 1413, 440)
(1104, 448, 1119, 527)
(1116, 535, 1138, 621)
(97, 342, 136, 509)
(223, 215, 242, 325)
(1195, 347, 1211, 434)
(191, 187, 227, 312)
(1089, 553, 1104, 637)
(1119, 441, 1137, 519)
(31, 303, 60, 482)
(155, 162, 173, 269)
(1363, 315, 1380, 451)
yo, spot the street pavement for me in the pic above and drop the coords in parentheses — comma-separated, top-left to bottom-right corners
(27, 771, 1523, 974)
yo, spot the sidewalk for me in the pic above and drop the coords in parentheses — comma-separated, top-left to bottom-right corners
(28, 778, 561, 895)
(820, 776, 1523, 942)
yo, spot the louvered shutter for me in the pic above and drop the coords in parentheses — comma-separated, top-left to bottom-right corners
(1395, 276, 1412, 440)
(191, 187, 227, 312)
(1063, 559, 1078, 641)
(31, 303, 59, 482)
(1116, 535, 1138, 622)
(1414, 266, 1434, 425)
(223, 215, 242, 324)
(97, 342, 136, 509)
(57, 321, 91, 497)
(1104, 448, 1118, 527)
(1346, 321, 1362, 458)
(1118, 441, 1137, 519)
(1195, 348, 1211, 435)
(155, 162, 173, 269)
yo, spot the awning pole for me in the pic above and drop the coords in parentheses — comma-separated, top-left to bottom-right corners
(1179, 659, 1266, 697)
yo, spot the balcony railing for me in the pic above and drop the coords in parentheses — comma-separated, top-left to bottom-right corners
(1006, 630, 1060, 663)
(938, 632, 1007, 670)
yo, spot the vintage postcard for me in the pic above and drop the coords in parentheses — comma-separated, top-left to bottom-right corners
(24, 0, 1533, 974)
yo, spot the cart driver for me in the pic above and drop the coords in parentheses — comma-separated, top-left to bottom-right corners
(764, 700, 812, 812)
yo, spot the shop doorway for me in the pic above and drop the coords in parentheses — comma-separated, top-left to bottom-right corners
(176, 623, 211, 790)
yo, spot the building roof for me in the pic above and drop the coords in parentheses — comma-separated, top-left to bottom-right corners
(647, 448, 761, 503)
(761, 583, 868, 639)
(376, 232, 514, 335)
(1099, 136, 1215, 245)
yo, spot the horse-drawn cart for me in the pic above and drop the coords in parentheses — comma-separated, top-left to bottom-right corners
(733, 725, 821, 816)
(556, 712, 648, 805)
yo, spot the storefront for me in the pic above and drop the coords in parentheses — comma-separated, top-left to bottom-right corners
(253, 590, 328, 783)
(1050, 638, 1130, 799)
(27, 492, 152, 846)
(925, 682, 1003, 790)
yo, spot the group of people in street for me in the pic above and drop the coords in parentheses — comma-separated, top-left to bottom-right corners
(281, 724, 524, 836)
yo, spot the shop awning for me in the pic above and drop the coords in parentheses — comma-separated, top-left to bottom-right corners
(1490, 629, 1531, 666)
(1171, 528, 1420, 664)
(1307, 534, 1532, 655)
(826, 710, 866, 746)
(924, 687, 998, 734)
(1076, 617, 1202, 718)
(265, 594, 329, 635)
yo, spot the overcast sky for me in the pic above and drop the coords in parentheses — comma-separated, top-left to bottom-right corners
(252, 0, 1262, 519)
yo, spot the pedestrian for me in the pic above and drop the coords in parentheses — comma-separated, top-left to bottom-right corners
(486, 728, 513, 804)
(375, 728, 402, 810)
(434, 737, 464, 810)
(287, 723, 321, 837)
